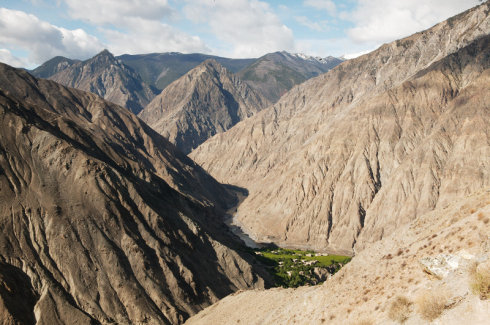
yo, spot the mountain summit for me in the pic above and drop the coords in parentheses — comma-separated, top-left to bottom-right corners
(47, 50, 157, 114)
(139, 59, 270, 154)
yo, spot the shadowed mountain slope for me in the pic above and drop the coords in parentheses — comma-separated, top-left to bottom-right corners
(190, 3, 490, 254)
(139, 59, 270, 154)
(0, 63, 268, 324)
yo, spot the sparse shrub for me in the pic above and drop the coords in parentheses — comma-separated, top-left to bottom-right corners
(469, 261, 490, 300)
(388, 295, 412, 323)
(415, 289, 448, 321)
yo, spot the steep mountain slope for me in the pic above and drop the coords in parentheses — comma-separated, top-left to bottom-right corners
(186, 188, 490, 324)
(238, 51, 343, 102)
(190, 3, 490, 254)
(48, 50, 157, 114)
(118, 52, 256, 91)
(30, 56, 79, 79)
(139, 59, 270, 154)
(0, 63, 268, 324)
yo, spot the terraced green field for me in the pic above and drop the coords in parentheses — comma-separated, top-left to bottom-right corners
(254, 247, 351, 288)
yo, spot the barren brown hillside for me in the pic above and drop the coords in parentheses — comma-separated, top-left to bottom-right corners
(190, 3, 490, 254)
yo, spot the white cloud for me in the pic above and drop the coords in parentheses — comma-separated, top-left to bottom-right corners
(295, 37, 376, 58)
(63, 0, 175, 27)
(0, 8, 104, 65)
(62, 0, 208, 55)
(183, 0, 294, 58)
(346, 0, 480, 44)
(303, 0, 336, 15)
(102, 19, 209, 55)
(295, 16, 328, 32)
(0, 49, 29, 68)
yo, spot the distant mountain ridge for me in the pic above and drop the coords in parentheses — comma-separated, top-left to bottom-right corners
(139, 59, 270, 154)
(31, 51, 343, 109)
(118, 52, 257, 91)
(238, 51, 343, 102)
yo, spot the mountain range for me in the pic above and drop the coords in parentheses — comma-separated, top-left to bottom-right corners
(117, 52, 256, 92)
(1, 2, 489, 325)
(30, 50, 340, 153)
(31, 50, 342, 111)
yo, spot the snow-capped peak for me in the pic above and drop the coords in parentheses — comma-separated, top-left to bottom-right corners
(281, 51, 340, 64)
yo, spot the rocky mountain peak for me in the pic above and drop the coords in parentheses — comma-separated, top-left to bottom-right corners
(139, 59, 270, 154)
(201, 58, 223, 71)
(47, 50, 157, 114)
(84, 49, 121, 71)
(91, 49, 116, 62)
(188, 59, 229, 82)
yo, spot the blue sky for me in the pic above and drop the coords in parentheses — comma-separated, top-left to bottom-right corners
(0, 0, 480, 68)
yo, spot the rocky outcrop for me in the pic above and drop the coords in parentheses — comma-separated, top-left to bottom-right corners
(0, 63, 268, 324)
(190, 3, 490, 254)
(238, 51, 342, 102)
(48, 50, 157, 114)
(139, 59, 270, 154)
(185, 189, 490, 325)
